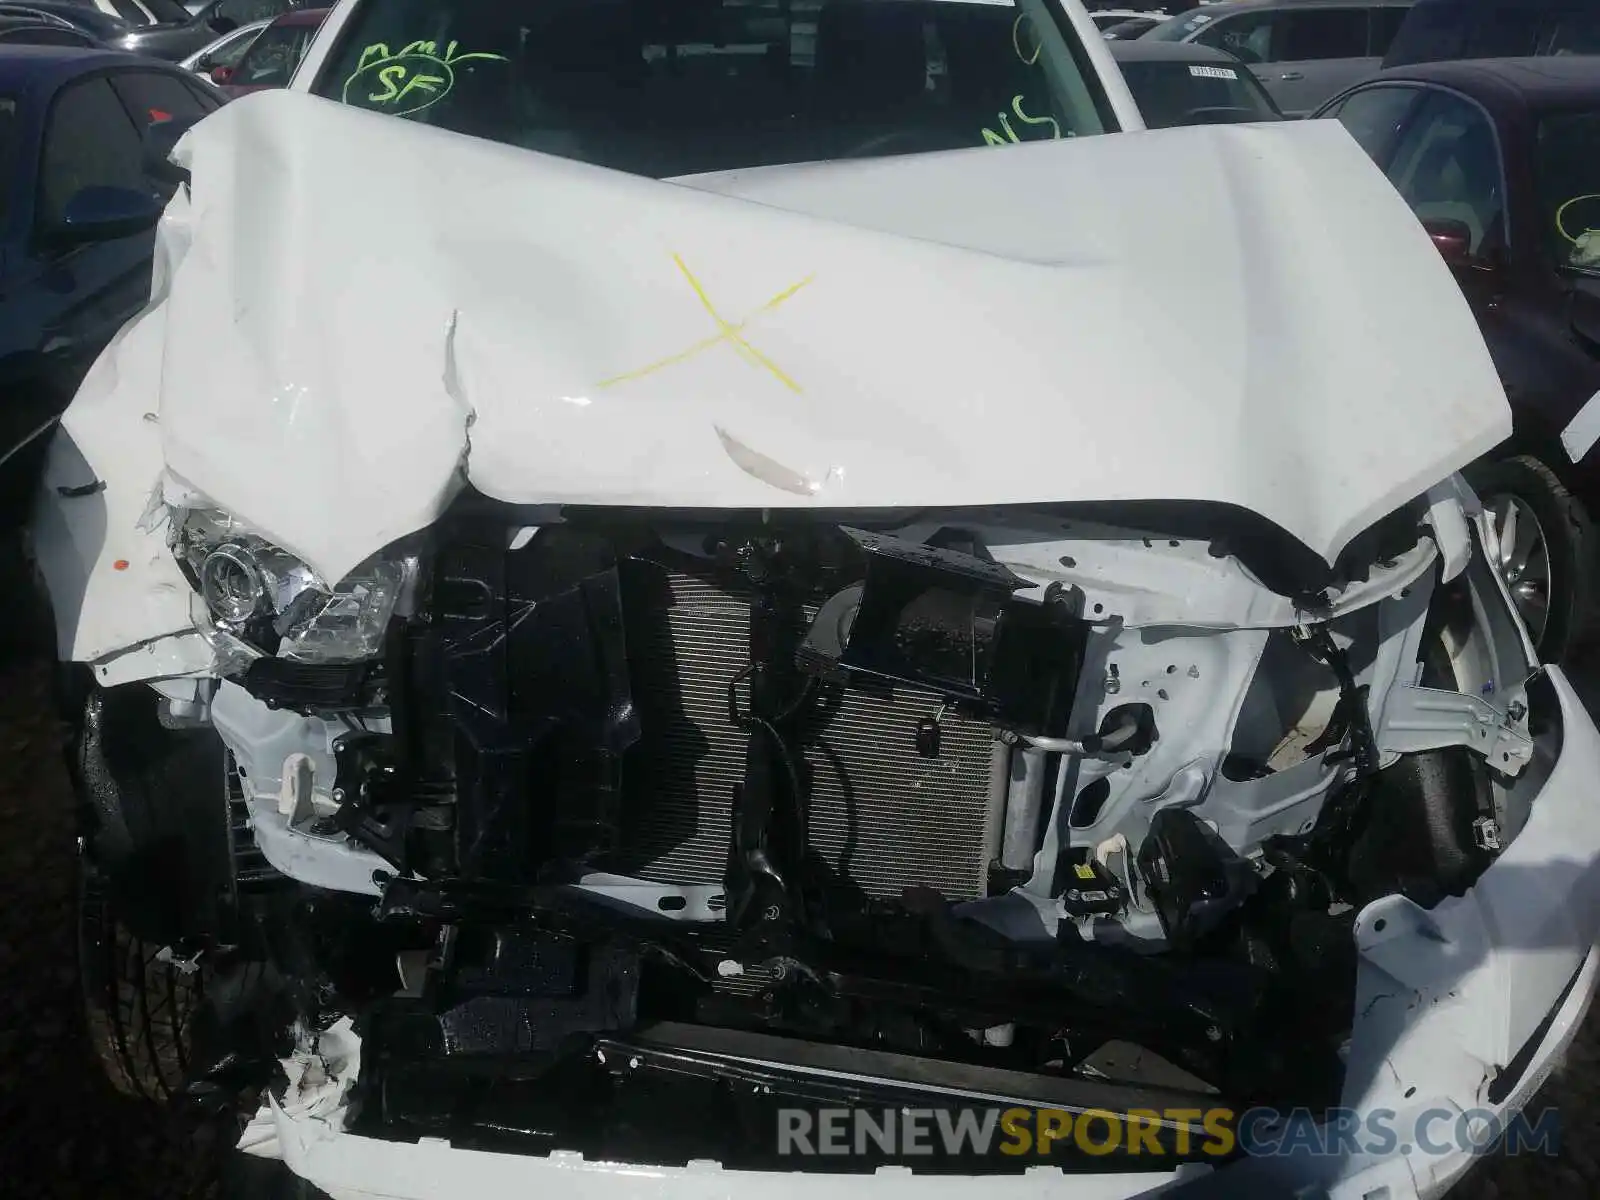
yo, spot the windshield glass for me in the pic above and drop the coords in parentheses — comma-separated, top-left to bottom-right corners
(308, 0, 1112, 178)
(1118, 57, 1278, 128)
(236, 20, 318, 85)
(142, 0, 193, 21)
(1145, 8, 1213, 41)
(1536, 109, 1600, 275)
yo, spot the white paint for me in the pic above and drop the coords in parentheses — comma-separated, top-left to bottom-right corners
(1561, 387, 1600, 463)
(36, 87, 1506, 669)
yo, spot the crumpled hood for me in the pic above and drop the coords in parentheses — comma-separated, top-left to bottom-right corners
(131, 89, 1506, 585)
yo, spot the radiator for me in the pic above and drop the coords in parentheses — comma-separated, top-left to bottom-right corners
(619, 569, 996, 902)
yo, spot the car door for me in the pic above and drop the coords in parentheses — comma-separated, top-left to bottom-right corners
(1263, 6, 1376, 116)
(21, 74, 164, 396)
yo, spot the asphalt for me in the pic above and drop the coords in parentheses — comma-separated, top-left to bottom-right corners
(0, 649, 1595, 1197)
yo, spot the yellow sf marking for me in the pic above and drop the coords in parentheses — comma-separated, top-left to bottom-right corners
(599, 254, 814, 393)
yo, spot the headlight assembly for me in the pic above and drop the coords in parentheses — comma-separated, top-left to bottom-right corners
(172, 507, 417, 669)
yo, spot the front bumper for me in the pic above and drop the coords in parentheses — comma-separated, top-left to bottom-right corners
(252, 668, 1600, 1200)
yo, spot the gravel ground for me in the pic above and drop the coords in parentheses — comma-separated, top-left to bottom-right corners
(0, 652, 1595, 1197)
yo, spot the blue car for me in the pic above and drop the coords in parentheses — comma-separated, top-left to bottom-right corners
(0, 46, 221, 517)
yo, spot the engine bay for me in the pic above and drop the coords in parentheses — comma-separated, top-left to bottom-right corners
(69, 494, 1550, 1170)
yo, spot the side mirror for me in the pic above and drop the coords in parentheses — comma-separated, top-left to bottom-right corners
(210, 64, 233, 85)
(1423, 217, 1474, 267)
(143, 113, 203, 187)
(209, 15, 238, 33)
(57, 185, 163, 244)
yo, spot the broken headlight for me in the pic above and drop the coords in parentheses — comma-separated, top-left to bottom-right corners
(172, 507, 417, 668)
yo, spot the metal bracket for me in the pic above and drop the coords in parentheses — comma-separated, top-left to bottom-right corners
(1378, 684, 1533, 776)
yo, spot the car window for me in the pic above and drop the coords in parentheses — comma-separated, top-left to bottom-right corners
(307, 0, 1116, 178)
(1368, 6, 1409, 55)
(215, 0, 290, 25)
(111, 69, 212, 127)
(1146, 8, 1222, 43)
(103, 0, 151, 24)
(0, 25, 98, 45)
(141, 0, 192, 19)
(1385, 89, 1504, 255)
(1192, 12, 1280, 64)
(1534, 109, 1600, 274)
(1279, 8, 1369, 60)
(1325, 83, 1419, 163)
(1118, 57, 1281, 128)
(1465, 6, 1544, 57)
(36, 76, 144, 232)
(1543, 12, 1600, 55)
(205, 23, 264, 68)
(1382, 1, 1460, 64)
(234, 20, 316, 87)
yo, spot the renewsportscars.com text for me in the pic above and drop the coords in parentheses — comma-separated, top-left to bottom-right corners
(775, 1105, 1561, 1163)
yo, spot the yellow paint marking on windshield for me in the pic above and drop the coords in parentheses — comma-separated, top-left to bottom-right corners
(1556, 193, 1600, 244)
(1012, 14, 1041, 65)
(981, 94, 1063, 146)
(1012, 96, 1061, 138)
(598, 255, 814, 393)
(341, 39, 508, 116)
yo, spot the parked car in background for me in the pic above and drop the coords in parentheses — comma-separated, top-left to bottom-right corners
(87, 0, 193, 27)
(1103, 13, 1173, 38)
(1316, 58, 1600, 661)
(1110, 39, 1283, 124)
(0, 12, 104, 45)
(1145, 0, 1415, 115)
(1092, 6, 1168, 29)
(0, 1, 131, 43)
(0, 46, 222, 518)
(179, 14, 267, 76)
(207, 5, 321, 94)
(1385, 0, 1600, 67)
(114, 0, 299, 62)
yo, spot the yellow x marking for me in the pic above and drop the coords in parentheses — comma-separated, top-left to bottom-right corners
(598, 254, 814, 393)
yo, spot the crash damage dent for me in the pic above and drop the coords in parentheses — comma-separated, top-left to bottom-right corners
(33, 87, 1511, 676)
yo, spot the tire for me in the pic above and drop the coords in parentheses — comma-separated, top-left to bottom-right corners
(1465, 454, 1599, 665)
(78, 861, 205, 1102)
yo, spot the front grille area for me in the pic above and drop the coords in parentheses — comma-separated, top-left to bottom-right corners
(619, 569, 996, 901)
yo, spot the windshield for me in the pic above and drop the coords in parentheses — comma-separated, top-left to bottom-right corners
(236, 19, 319, 85)
(1145, 8, 1213, 41)
(1536, 109, 1600, 275)
(1118, 57, 1278, 128)
(308, 0, 1113, 179)
(142, 0, 193, 21)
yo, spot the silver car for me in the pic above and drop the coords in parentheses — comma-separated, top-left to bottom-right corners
(1143, 0, 1414, 115)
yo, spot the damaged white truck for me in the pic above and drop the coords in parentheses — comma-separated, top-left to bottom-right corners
(27, 0, 1600, 1197)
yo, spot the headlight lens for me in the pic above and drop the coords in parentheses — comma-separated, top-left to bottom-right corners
(173, 508, 417, 668)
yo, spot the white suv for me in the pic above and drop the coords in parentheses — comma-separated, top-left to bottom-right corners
(34, 2, 1600, 1199)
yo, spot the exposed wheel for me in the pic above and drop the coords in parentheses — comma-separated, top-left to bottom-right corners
(78, 861, 205, 1102)
(1466, 454, 1598, 664)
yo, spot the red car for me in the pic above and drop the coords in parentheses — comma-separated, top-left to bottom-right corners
(209, 6, 326, 97)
